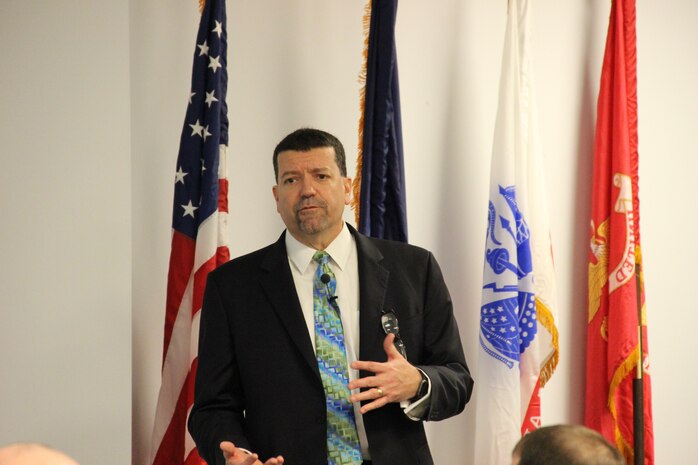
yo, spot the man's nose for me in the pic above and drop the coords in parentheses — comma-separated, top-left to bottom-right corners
(299, 176, 317, 197)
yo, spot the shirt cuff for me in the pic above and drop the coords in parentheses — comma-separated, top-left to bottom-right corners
(402, 368, 431, 421)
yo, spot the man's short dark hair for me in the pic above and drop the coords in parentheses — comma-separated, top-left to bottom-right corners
(514, 425, 626, 465)
(273, 128, 347, 181)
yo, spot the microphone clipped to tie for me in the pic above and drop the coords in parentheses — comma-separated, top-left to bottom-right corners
(320, 273, 340, 312)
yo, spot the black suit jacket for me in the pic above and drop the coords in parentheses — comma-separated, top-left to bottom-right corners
(188, 225, 473, 465)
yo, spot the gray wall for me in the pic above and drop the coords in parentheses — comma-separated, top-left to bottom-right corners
(0, 1, 131, 465)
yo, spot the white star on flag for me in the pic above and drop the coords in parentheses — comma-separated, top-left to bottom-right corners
(208, 55, 221, 73)
(175, 167, 188, 184)
(197, 40, 209, 56)
(205, 90, 218, 108)
(212, 20, 222, 38)
(189, 119, 204, 137)
(181, 200, 198, 218)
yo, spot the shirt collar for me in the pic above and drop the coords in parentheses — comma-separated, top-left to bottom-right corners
(286, 222, 353, 274)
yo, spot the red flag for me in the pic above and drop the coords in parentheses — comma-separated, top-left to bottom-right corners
(585, 0, 653, 463)
(150, 1, 229, 465)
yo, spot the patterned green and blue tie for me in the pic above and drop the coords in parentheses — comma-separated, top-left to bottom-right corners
(313, 251, 362, 465)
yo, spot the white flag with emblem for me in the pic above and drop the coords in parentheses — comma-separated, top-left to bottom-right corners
(474, 1, 559, 464)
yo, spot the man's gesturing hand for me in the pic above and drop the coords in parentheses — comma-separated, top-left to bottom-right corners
(348, 333, 422, 414)
(220, 442, 284, 465)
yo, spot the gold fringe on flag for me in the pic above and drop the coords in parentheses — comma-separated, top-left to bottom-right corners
(199, 0, 206, 14)
(351, 0, 372, 226)
(605, 244, 647, 464)
(610, 244, 647, 464)
(608, 344, 641, 464)
(536, 299, 559, 387)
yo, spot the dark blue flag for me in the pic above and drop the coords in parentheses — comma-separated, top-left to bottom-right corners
(356, 0, 407, 242)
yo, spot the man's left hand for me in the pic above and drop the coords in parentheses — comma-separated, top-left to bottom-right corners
(348, 333, 422, 414)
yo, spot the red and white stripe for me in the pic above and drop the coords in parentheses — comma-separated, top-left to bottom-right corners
(150, 145, 229, 465)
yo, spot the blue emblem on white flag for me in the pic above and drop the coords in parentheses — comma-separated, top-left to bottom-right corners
(480, 185, 536, 368)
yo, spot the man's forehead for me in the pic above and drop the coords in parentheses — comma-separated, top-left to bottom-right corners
(278, 146, 335, 158)
(278, 147, 337, 169)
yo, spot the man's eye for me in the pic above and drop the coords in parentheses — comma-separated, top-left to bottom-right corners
(317, 174, 328, 180)
(284, 178, 296, 184)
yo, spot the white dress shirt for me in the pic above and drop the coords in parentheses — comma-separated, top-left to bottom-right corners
(285, 223, 371, 457)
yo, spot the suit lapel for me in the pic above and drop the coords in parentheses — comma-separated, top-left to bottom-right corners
(258, 227, 390, 378)
(351, 226, 390, 362)
(259, 232, 320, 380)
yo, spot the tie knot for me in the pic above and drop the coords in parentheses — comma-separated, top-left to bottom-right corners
(313, 250, 330, 265)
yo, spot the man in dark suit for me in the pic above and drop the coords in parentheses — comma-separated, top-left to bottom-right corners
(188, 128, 473, 465)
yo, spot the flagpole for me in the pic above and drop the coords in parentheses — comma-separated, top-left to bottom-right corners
(633, 262, 644, 465)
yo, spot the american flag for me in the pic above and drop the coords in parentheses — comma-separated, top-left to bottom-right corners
(149, 1, 229, 465)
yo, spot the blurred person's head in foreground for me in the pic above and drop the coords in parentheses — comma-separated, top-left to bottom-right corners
(0, 443, 79, 465)
(512, 424, 626, 465)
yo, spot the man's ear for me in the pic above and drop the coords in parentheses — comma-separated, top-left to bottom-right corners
(343, 177, 352, 205)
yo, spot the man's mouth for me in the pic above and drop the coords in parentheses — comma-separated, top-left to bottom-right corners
(297, 203, 323, 213)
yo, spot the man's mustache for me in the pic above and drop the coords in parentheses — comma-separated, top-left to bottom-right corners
(296, 200, 327, 212)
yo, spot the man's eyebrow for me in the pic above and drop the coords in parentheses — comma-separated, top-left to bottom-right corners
(279, 168, 300, 177)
